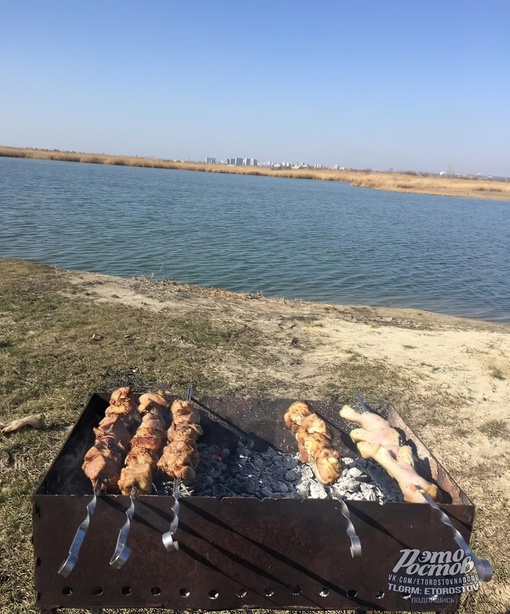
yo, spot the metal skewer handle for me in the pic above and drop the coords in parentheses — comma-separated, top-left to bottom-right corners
(58, 480, 101, 577)
(355, 391, 372, 413)
(162, 480, 181, 551)
(110, 487, 137, 569)
(162, 386, 192, 552)
(327, 487, 362, 558)
(418, 488, 493, 582)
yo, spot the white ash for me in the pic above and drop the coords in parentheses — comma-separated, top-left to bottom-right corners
(170, 441, 404, 503)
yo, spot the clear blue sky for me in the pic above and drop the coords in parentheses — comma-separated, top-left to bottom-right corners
(1, 1, 509, 176)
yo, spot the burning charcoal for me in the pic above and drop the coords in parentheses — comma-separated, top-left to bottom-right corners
(285, 470, 300, 483)
(340, 474, 360, 493)
(347, 466, 365, 479)
(360, 483, 378, 502)
(261, 485, 274, 498)
(309, 480, 328, 499)
(213, 483, 226, 497)
(208, 464, 224, 479)
(273, 481, 289, 494)
(240, 461, 257, 475)
(175, 437, 399, 504)
(295, 480, 310, 498)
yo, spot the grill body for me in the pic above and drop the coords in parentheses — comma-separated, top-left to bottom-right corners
(33, 394, 475, 611)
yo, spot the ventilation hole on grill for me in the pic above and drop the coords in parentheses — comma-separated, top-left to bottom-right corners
(92, 586, 103, 596)
(237, 589, 247, 598)
(265, 588, 275, 597)
(208, 590, 219, 600)
(319, 587, 330, 597)
(347, 589, 357, 598)
(292, 586, 301, 596)
(375, 590, 385, 599)
(180, 588, 190, 598)
(151, 587, 161, 596)
(62, 587, 73, 596)
(121, 586, 132, 596)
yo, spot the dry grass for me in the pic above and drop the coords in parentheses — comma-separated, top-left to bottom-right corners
(0, 259, 509, 613)
(1, 145, 509, 201)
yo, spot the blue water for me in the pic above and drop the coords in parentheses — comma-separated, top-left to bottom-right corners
(1, 156, 509, 322)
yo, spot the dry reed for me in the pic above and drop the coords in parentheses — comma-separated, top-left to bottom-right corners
(1, 145, 509, 201)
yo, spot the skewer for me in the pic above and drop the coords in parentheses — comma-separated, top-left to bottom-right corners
(326, 486, 362, 558)
(161, 385, 193, 552)
(58, 479, 101, 577)
(110, 486, 137, 569)
(162, 478, 181, 551)
(417, 487, 493, 581)
(355, 391, 372, 413)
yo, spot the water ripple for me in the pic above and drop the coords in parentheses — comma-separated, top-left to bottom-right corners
(1, 157, 509, 322)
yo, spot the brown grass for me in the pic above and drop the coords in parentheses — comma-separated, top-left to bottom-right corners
(1, 145, 509, 201)
(1, 259, 509, 613)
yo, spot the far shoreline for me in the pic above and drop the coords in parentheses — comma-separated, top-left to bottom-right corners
(1, 145, 509, 202)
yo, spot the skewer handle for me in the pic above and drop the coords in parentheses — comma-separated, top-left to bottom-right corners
(162, 483, 180, 552)
(109, 491, 136, 569)
(355, 391, 371, 414)
(58, 481, 100, 577)
(419, 488, 493, 581)
(337, 496, 363, 558)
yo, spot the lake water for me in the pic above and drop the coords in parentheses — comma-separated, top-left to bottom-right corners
(1, 156, 509, 323)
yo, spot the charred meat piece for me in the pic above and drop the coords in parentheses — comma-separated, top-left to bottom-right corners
(118, 463, 152, 495)
(104, 386, 139, 426)
(135, 413, 167, 438)
(167, 421, 203, 443)
(284, 401, 312, 433)
(82, 442, 123, 491)
(93, 415, 132, 452)
(158, 440, 199, 482)
(138, 392, 170, 416)
(285, 400, 341, 485)
(170, 399, 201, 425)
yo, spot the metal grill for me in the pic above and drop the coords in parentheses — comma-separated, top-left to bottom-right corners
(33, 394, 482, 612)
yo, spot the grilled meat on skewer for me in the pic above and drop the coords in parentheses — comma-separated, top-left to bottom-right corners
(157, 399, 202, 483)
(118, 392, 170, 495)
(170, 399, 201, 425)
(82, 387, 138, 492)
(285, 400, 341, 485)
(82, 436, 124, 491)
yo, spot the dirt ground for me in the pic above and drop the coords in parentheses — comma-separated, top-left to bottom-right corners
(0, 259, 509, 613)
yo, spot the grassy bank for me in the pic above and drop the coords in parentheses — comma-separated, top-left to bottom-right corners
(0, 259, 509, 612)
(1, 145, 509, 201)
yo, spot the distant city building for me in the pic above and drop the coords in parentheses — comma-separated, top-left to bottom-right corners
(225, 157, 258, 166)
(206, 157, 216, 164)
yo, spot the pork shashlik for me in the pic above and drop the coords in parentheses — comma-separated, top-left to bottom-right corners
(158, 399, 202, 482)
(82, 386, 138, 492)
(118, 392, 169, 495)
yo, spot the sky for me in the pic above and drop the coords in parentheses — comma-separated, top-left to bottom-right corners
(1, 1, 509, 176)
